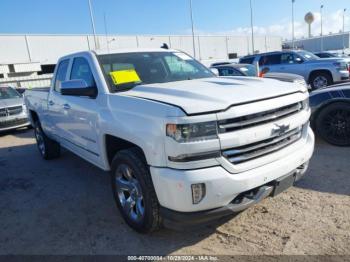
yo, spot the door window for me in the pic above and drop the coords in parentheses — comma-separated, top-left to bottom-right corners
(281, 53, 297, 64)
(70, 57, 96, 87)
(218, 68, 243, 76)
(259, 54, 281, 66)
(54, 59, 69, 92)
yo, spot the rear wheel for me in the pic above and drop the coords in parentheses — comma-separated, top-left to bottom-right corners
(111, 148, 161, 233)
(315, 102, 350, 146)
(33, 121, 61, 159)
(310, 72, 333, 90)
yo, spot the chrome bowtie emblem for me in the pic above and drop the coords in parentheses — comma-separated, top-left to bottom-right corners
(272, 123, 290, 136)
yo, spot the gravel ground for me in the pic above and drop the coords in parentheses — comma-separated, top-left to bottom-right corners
(0, 128, 349, 255)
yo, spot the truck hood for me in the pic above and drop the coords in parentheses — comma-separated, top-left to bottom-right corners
(0, 98, 24, 109)
(123, 77, 304, 115)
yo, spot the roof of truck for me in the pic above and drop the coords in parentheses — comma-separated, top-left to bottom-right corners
(94, 48, 177, 55)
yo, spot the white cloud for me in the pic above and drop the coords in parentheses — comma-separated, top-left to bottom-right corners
(191, 10, 349, 40)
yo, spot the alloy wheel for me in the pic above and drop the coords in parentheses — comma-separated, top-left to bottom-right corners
(322, 109, 350, 144)
(35, 125, 45, 156)
(313, 76, 328, 89)
(115, 164, 145, 222)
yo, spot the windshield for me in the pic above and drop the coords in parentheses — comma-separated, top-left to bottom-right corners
(296, 51, 319, 61)
(0, 86, 21, 100)
(98, 52, 214, 91)
(236, 64, 257, 76)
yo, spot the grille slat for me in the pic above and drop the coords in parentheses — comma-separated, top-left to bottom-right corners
(223, 128, 303, 165)
(219, 102, 302, 133)
(0, 109, 6, 117)
(0, 106, 23, 117)
(8, 106, 23, 116)
(0, 118, 28, 129)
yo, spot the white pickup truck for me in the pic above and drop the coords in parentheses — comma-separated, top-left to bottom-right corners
(25, 48, 314, 233)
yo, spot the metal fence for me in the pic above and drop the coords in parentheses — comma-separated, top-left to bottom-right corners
(0, 74, 53, 88)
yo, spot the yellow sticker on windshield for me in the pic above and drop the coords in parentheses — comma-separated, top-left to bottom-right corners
(109, 69, 141, 85)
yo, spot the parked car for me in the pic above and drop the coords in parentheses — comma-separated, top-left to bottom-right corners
(314, 51, 350, 76)
(211, 63, 308, 89)
(0, 86, 30, 132)
(239, 50, 350, 90)
(25, 49, 314, 233)
(314, 51, 349, 59)
(310, 83, 350, 146)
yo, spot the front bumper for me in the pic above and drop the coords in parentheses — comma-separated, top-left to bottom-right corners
(333, 70, 349, 82)
(150, 127, 314, 214)
(0, 117, 30, 132)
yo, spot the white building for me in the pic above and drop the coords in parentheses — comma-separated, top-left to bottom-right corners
(0, 34, 282, 66)
(284, 32, 350, 53)
(0, 34, 282, 88)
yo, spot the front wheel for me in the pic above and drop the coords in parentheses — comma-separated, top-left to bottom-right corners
(315, 102, 350, 146)
(310, 72, 333, 90)
(111, 148, 161, 233)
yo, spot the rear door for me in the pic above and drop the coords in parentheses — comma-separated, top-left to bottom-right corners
(259, 54, 282, 74)
(47, 59, 70, 138)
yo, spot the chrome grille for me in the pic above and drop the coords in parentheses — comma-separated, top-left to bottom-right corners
(0, 108, 6, 117)
(222, 127, 303, 165)
(218, 102, 302, 133)
(8, 106, 23, 116)
(0, 106, 23, 117)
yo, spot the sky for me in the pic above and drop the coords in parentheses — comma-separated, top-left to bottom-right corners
(0, 0, 349, 40)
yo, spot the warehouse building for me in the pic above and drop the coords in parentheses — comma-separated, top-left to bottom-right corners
(0, 34, 282, 65)
(0, 34, 281, 88)
(283, 31, 350, 53)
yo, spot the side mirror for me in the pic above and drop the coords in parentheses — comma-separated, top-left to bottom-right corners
(295, 57, 304, 64)
(210, 68, 220, 76)
(60, 80, 97, 98)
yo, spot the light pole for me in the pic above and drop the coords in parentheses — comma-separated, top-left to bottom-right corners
(292, 0, 295, 49)
(249, 0, 255, 54)
(88, 0, 98, 50)
(189, 0, 196, 58)
(320, 5, 324, 51)
(343, 8, 347, 54)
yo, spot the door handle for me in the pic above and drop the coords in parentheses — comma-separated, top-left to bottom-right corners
(48, 100, 55, 106)
(63, 104, 71, 110)
(280, 67, 285, 70)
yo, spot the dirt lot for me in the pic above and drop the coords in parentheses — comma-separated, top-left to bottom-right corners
(0, 129, 349, 255)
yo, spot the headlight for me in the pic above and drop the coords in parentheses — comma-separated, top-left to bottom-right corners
(294, 79, 307, 88)
(333, 62, 348, 71)
(302, 98, 310, 111)
(166, 121, 218, 143)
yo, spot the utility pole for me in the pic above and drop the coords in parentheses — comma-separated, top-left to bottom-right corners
(88, 0, 98, 50)
(189, 0, 196, 58)
(292, 0, 295, 49)
(104, 13, 110, 53)
(249, 0, 255, 54)
(320, 5, 324, 51)
(343, 8, 347, 54)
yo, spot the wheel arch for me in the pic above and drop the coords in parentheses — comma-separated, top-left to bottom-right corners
(308, 69, 333, 84)
(104, 134, 148, 169)
(28, 110, 39, 124)
(311, 99, 350, 128)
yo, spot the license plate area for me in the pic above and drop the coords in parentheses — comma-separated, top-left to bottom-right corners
(272, 172, 296, 197)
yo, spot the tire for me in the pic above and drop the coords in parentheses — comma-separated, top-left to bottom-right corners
(110, 148, 161, 233)
(310, 71, 333, 90)
(315, 102, 350, 146)
(33, 120, 61, 159)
